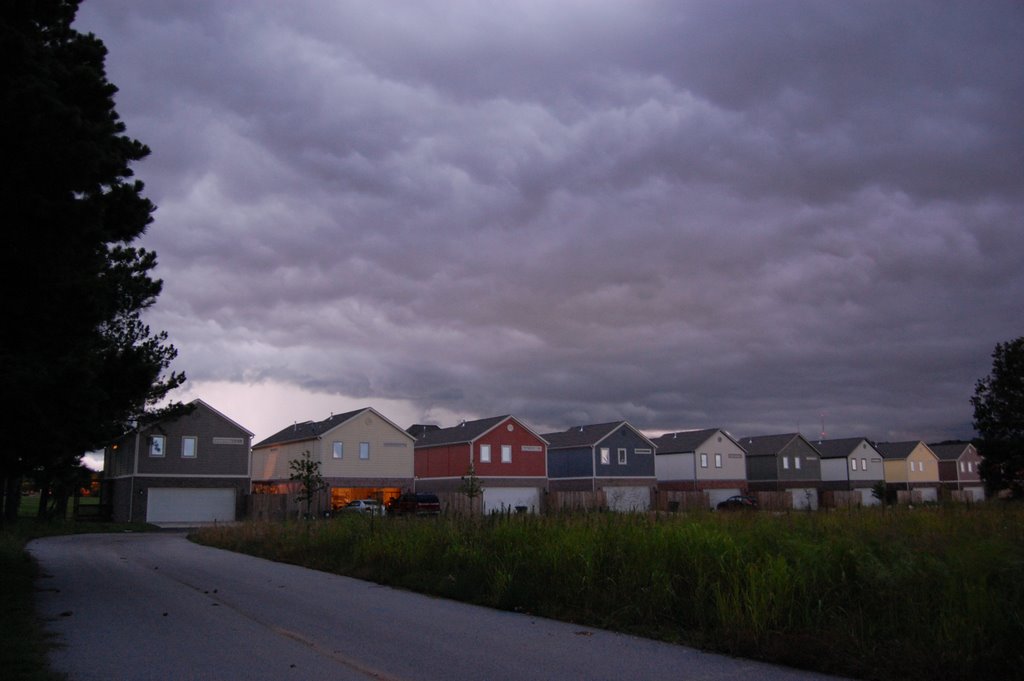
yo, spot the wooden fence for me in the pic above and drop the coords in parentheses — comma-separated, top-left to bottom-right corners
(654, 490, 709, 512)
(754, 491, 792, 511)
(820, 490, 862, 509)
(547, 490, 604, 513)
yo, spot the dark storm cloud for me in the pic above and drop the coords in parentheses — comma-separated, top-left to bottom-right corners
(75, 1, 1023, 441)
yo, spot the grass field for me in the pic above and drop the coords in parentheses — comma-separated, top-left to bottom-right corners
(195, 505, 1024, 681)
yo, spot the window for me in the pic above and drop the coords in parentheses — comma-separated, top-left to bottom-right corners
(861, 458, 867, 471)
(480, 444, 491, 463)
(600, 447, 610, 465)
(149, 435, 165, 457)
(333, 442, 344, 459)
(968, 462, 973, 472)
(794, 456, 801, 469)
(700, 453, 708, 468)
(359, 442, 370, 460)
(851, 458, 858, 471)
(617, 448, 627, 465)
(501, 444, 512, 463)
(714, 453, 722, 468)
(182, 436, 197, 458)
(782, 456, 789, 470)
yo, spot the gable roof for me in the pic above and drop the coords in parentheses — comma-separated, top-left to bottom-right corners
(813, 437, 874, 459)
(928, 442, 977, 461)
(189, 399, 255, 438)
(649, 428, 742, 455)
(740, 433, 820, 457)
(413, 415, 545, 448)
(252, 407, 416, 449)
(875, 441, 924, 460)
(542, 421, 653, 450)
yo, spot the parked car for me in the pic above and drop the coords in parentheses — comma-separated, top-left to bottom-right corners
(388, 492, 441, 516)
(340, 499, 385, 516)
(716, 494, 758, 511)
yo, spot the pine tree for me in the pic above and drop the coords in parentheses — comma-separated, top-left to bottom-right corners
(1, 1, 184, 520)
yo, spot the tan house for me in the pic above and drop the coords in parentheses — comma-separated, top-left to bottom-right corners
(876, 441, 941, 503)
(251, 407, 415, 511)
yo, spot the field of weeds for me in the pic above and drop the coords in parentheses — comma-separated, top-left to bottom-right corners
(194, 505, 1024, 681)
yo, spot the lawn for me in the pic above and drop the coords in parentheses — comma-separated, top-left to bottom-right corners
(194, 504, 1024, 681)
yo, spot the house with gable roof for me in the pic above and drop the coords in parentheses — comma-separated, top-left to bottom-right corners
(930, 441, 984, 501)
(876, 441, 941, 503)
(740, 433, 823, 509)
(251, 407, 415, 511)
(813, 437, 885, 506)
(103, 399, 253, 524)
(413, 415, 548, 513)
(650, 428, 748, 508)
(542, 421, 656, 511)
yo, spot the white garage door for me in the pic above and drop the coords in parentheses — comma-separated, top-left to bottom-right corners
(859, 488, 881, 506)
(706, 488, 741, 509)
(790, 488, 819, 510)
(964, 486, 985, 502)
(483, 487, 541, 514)
(147, 488, 236, 523)
(605, 486, 651, 512)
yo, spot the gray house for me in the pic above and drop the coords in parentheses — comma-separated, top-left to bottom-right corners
(103, 399, 253, 524)
(740, 433, 822, 509)
(651, 428, 748, 508)
(542, 421, 657, 511)
(813, 437, 885, 506)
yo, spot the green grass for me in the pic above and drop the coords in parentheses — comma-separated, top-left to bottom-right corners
(1, 503, 154, 681)
(195, 505, 1024, 681)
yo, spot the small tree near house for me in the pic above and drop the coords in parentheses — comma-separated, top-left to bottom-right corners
(289, 450, 325, 518)
(459, 462, 484, 513)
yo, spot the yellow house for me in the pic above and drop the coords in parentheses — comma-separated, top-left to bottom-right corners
(251, 406, 415, 510)
(876, 441, 940, 502)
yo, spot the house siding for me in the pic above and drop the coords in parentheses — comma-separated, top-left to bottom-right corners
(548, 447, 593, 479)
(594, 427, 655, 479)
(135, 404, 251, 477)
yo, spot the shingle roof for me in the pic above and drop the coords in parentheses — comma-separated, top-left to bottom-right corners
(739, 433, 811, 457)
(928, 442, 975, 461)
(413, 415, 513, 448)
(813, 438, 871, 459)
(875, 441, 921, 460)
(253, 408, 368, 449)
(649, 428, 725, 455)
(541, 422, 626, 450)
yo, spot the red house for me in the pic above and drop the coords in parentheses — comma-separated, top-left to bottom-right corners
(412, 415, 548, 513)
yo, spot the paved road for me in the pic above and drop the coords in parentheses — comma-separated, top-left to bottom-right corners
(29, 533, 846, 681)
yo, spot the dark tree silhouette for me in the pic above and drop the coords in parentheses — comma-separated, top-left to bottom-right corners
(971, 337, 1024, 497)
(1, 1, 184, 521)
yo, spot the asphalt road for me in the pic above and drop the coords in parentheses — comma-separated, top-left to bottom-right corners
(29, 533, 847, 681)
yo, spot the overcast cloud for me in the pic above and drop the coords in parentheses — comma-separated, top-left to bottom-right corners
(74, 1, 1023, 444)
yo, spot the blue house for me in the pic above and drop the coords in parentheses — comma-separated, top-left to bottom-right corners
(542, 421, 657, 511)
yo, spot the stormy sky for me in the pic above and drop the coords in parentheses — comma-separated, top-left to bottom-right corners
(74, 1, 1023, 446)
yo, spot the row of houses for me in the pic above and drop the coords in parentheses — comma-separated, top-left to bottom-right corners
(101, 399, 984, 523)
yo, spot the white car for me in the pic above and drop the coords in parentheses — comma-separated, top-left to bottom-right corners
(340, 499, 385, 516)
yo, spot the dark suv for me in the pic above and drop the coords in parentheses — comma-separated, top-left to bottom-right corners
(388, 492, 441, 516)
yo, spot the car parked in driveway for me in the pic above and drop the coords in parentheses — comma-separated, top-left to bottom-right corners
(340, 499, 385, 516)
(716, 494, 758, 511)
(388, 493, 441, 516)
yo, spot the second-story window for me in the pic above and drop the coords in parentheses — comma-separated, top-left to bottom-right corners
(182, 436, 197, 458)
(480, 444, 491, 463)
(714, 453, 722, 468)
(333, 442, 343, 459)
(150, 435, 165, 457)
(600, 448, 610, 465)
(501, 444, 512, 463)
(359, 442, 370, 460)
(617, 448, 627, 465)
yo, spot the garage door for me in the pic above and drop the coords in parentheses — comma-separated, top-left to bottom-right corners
(483, 487, 541, 514)
(790, 488, 819, 510)
(706, 488, 741, 509)
(605, 486, 651, 512)
(147, 488, 236, 523)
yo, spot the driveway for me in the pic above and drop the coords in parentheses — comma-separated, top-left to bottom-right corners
(29, 533, 846, 681)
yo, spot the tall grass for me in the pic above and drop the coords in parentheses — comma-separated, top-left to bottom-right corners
(195, 505, 1024, 681)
